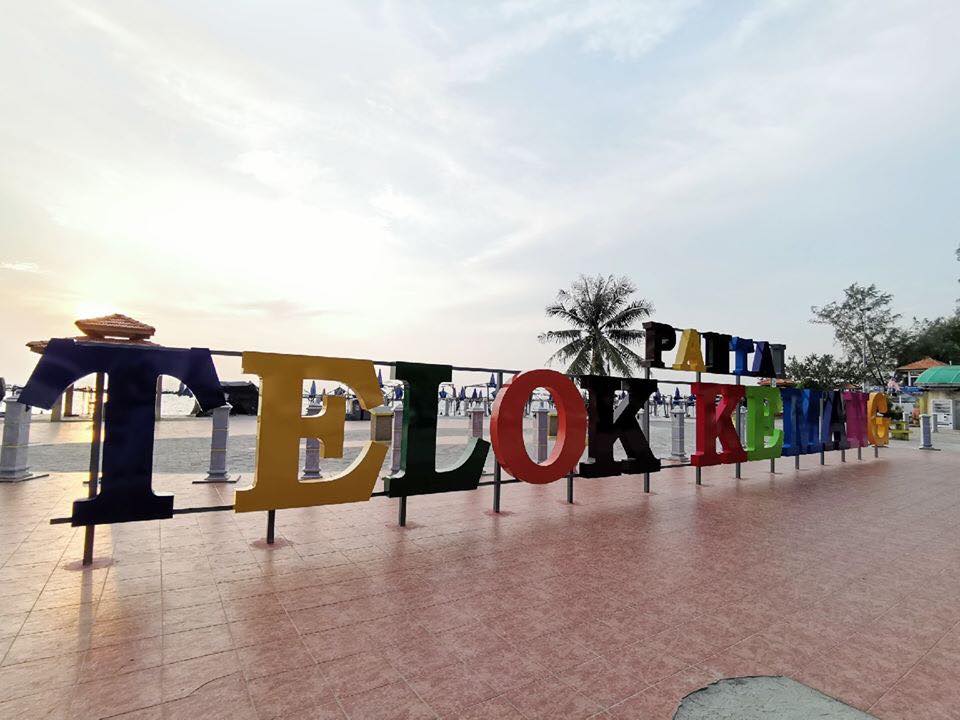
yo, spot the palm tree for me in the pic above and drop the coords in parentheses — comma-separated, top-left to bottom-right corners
(538, 274, 653, 375)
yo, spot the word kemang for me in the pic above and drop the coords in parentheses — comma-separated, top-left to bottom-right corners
(18, 322, 891, 528)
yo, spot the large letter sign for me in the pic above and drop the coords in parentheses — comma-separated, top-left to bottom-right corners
(383, 362, 489, 498)
(867, 392, 891, 446)
(643, 322, 676, 369)
(780, 388, 803, 457)
(18, 339, 225, 525)
(800, 389, 823, 454)
(843, 391, 869, 448)
(821, 391, 848, 451)
(672, 330, 706, 372)
(491, 369, 586, 484)
(744, 386, 783, 461)
(691, 382, 747, 466)
(703, 332, 731, 374)
(578, 375, 659, 477)
(234, 352, 387, 512)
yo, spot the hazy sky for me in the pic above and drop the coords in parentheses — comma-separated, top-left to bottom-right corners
(2, 0, 958, 382)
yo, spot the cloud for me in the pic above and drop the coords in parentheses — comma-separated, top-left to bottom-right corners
(219, 300, 328, 319)
(1, 262, 41, 273)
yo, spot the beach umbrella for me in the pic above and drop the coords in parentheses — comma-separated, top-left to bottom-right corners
(488, 373, 496, 387)
(308, 380, 317, 400)
(458, 387, 466, 401)
(654, 389, 662, 402)
(394, 385, 404, 400)
(674, 388, 681, 402)
(377, 369, 384, 388)
(439, 388, 447, 399)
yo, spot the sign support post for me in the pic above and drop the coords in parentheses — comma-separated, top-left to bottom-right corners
(82, 371, 105, 567)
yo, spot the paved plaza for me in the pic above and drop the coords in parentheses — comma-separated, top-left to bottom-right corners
(1, 436, 959, 719)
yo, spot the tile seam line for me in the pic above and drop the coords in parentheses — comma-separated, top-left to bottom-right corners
(865, 613, 960, 713)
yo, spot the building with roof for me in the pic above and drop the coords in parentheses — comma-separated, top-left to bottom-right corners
(915, 365, 960, 429)
(896, 356, 946, 386)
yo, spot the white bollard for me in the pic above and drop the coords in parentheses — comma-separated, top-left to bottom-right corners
(302, 400, 323, 478)
(196, 404, 237, 483)
(918, 414, 939, 451)
(535, 409, 549, 463)
(469, 407, 485, 439)
(671, 406, 687, 461)
(0, 400, 42, 481)
(390, 406, 404, 474)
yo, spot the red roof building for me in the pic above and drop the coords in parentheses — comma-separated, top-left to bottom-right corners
(896, 357, 946, 386)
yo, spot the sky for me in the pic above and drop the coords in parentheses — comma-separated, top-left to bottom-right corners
(1, 0, 959, 384)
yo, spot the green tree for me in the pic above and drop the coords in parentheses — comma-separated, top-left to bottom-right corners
(785, 353, 860, 390)
(539, 274, 653, 375)
(894, 315, 960, 366)
(811, 283, 901, 387)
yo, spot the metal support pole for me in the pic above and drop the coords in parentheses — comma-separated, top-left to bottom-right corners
(874, 445, 878, 458)
(795, 453, 800, 470)
(770, 458, 775, 473)
(566, 470, 574, 504)
(695, 372, 702, 485)
(398, 496, 407, 526)
(841, 447, 846, 462)
(734, 375, 742, 480)
(266, 510, 276, 544)
(493, 371, 503, 512)
(82, 372, 105, 566)
(643, 365, 651, 494)
(819, 396, 825, 465)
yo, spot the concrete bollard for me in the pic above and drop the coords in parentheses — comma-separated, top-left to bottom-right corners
(302, 400, 323, 479)
(370, 406, 393, 442)
(469, 407, 485, 439)
(535, 409, 549, 462)
(671, 406, 687, 461)
(0, 400, 42, 482)
(196, 404, 236, 483)
(547, 411, 559, 439)
(49, 394, 63, 422)
(63, 384, 75, 416)
(918, 414, 939, 451)
(390, 406, 404, 474)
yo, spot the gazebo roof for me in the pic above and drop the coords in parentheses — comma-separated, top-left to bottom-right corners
(75, 313, 155, 339)
(27, 313, 158, 354)
(897, 357, 946, 372)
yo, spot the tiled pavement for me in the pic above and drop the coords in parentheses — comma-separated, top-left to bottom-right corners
(1, 446, 959, 719)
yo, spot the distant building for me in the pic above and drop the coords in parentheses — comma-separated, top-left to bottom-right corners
(915, 365, 960, 429)
(897, 357, 946, 387)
